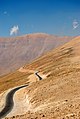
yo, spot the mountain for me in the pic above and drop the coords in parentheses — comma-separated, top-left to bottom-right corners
(0, 36, 80, 118)
(0, 33, 74, 76)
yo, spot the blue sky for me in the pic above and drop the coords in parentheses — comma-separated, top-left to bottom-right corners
(0, 0, 80, 37)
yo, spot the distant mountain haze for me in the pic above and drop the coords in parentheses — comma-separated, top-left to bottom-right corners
(0, 33, 74, 76)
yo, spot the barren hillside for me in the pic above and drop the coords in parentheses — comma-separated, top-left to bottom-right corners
(1, 36, 80, 118)
(0, 33, 73, 76)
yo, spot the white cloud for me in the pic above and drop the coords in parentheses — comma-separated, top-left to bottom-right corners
(3, 11, 7, 15)
(10, 25, 19, 36)
(73, 20, 79, 30)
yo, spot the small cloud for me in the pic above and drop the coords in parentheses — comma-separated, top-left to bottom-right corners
(3, 11, 7, 15)
(72, 20, 79, 30)
(10, 25, 19, 36)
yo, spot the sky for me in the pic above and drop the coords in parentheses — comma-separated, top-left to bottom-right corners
(0, 0, 80, 37)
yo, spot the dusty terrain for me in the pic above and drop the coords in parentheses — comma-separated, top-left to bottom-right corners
(0, 33, 73, 76)
(0, 71, 48, 118)
(0, 36, 80, 118)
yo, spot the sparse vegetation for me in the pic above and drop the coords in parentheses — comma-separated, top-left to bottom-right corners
(1, 36, 80, 119)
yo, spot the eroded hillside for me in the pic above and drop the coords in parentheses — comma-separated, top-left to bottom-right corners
(1, 36, 80, 118)
(0, 33, 73, 76)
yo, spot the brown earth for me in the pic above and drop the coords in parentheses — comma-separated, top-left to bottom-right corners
(0, 33, 74, 76)
(1, 36, 80, 118)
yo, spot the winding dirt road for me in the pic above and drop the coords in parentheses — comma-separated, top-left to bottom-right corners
(0, 85, 28, 119)
(0, 71, 44, 119)
(35, 71, 43, 80)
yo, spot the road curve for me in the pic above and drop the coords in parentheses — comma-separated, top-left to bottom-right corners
(0, 84, 28, 119)
(35, 71, 43, 80)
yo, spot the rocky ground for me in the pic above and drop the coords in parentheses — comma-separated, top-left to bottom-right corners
(0, 36, 80, 119)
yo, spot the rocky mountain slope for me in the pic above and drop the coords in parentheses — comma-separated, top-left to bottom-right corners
(0, 33, 73, 76)
(0, 36, 80, 118)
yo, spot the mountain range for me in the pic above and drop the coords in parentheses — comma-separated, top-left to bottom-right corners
(0, 33, 74, 76)
(1, 34, 80, 119)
